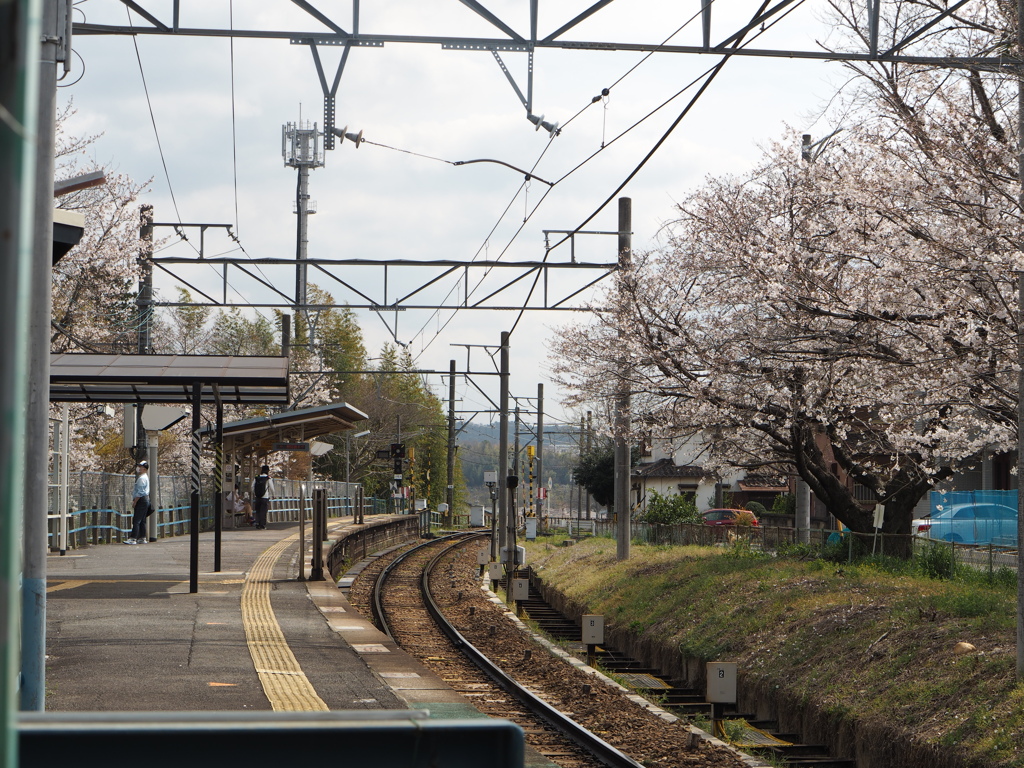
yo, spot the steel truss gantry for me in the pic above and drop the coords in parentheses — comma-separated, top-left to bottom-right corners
(78, 0, 1012, 156)
(78, 0, 1016, 325)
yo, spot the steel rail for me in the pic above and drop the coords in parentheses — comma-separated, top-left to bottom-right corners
(370, 531, 482, 640)
(374, 533, 648, 768)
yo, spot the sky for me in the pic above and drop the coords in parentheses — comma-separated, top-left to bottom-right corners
(60, 0, 851, 433)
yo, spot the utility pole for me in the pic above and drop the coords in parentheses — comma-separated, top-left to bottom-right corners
(578, 414, 585, 532)
(513, 406, 521, 520)
(446, 359, 456, 527)
(134, 206, 153, 466)
(586, 410, 593, 519)
(1017, 0, 1024, 679)
(498, 332, 512, 563)
(22, 0, 65, 714)
(1, 0, 38, 753)
(614, 197, 632, 560)
(282, 121, 323, 341)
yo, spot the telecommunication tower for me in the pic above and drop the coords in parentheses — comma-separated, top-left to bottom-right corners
(282, 121, 324, 337)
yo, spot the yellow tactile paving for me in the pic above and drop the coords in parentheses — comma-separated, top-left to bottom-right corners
(242, 533, 329, 711)
(242, 520, 349, 711)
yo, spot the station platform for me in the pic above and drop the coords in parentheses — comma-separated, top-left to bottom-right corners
(41, 517, 550, 768)
(46, 517, 464, 713)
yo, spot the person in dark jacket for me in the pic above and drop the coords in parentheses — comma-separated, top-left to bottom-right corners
(251, 465, 275, 529)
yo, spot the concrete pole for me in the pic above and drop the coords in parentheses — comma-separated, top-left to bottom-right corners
(134, 206, 153, 464)
(586, 410, 593, 519)
(58, 404, 69, 554)
(1018, 270, 1024, 678)
(796, 478, 811, 544)
(446, 359, 456, 527)
(513, 406, 521, 520)
(498, 332, 510, 559)
(536, 384, 545, 531)
(615, 197, 632, 560)
(147, 431, 159, 542)
(578, 415, 585, 528)
(1017, 0, 1024, 680)
(22, 0, 61, 712)
(1, 0, 39, 748)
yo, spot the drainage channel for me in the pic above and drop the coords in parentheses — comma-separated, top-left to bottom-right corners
(515, 568, 856, 768)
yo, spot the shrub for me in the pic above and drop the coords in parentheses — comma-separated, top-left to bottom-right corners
(733, 509, 758, 527)
(640, 490, 703, 525)
(915, 540, 957, 580)
(770, 493, 795, 516)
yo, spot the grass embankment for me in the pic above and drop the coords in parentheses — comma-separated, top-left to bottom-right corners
(523, 535, 1024, 768)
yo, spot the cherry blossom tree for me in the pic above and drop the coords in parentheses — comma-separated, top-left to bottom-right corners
(552, 0, 1024, 549)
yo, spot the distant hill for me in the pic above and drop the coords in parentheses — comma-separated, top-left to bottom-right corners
(456, 420, 582, 449)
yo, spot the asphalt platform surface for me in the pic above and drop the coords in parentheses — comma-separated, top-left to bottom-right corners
(44, 520, 404, 712)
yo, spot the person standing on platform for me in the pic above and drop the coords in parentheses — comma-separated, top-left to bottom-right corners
(252, 465, 275, 530)
(126, 461, 150, 545)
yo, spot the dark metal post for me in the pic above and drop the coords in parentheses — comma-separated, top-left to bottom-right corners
(446, 359, 457, 527)
(214, 386, 223, 572)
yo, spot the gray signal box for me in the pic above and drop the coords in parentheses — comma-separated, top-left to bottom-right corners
(511, 578, 530, 601)
(706, 662, 737, 704)
(477, 549, 490, 565)
(487, 563, 503, 581)
(581, 615, 604, 645)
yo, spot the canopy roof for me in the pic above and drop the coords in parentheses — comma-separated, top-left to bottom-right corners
(49, 354, 290, 404)
(209, 402, 370, 455)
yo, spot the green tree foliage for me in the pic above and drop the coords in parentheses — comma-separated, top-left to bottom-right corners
(208, 308, 278, 356)
(573, 439, 642, 510)
(771, 493, 795, 517)
(640, 490, 702, 525)
(153, 288, 211, 353)
(317, 343, 463, 512)
(307, 285, 366, 399)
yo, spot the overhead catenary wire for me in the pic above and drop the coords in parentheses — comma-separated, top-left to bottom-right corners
(405, 0, 776, 358)
(125, 4, 280, 334)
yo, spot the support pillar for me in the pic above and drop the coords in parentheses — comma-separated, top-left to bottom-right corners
(614, 197, 632, 560)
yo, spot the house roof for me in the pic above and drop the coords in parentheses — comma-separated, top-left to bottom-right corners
(632, 458, 711, 480)
(202, 401, 370, 455)
(737, 475, 789, 492)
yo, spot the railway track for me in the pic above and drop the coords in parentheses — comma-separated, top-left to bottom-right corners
(355, 534, 747, 768)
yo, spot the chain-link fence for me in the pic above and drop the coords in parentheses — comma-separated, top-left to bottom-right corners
(538, 517, 1019, 575)
(48, 471, 388, 549)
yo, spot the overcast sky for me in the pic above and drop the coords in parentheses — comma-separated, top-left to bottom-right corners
(61, 0, 847, 432)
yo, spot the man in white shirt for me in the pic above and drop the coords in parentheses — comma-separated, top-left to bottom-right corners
(126, 461, 150, 544)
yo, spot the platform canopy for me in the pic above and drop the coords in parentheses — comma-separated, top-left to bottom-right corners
(49, 354, 290, 404)
(209, 401, 370, 456)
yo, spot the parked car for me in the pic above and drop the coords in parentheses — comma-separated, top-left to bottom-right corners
(702, 508, 759, 527)
(912, 503, 1018, 545)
